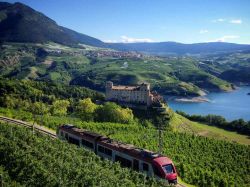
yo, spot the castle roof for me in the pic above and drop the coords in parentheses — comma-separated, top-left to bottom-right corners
(111, 85, 139, 91)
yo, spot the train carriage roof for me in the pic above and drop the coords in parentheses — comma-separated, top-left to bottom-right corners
(59, 125, 171, 164)
(59, 124, 106, 140)
(98, 138, 162, 162)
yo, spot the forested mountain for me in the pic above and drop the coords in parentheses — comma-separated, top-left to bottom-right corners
(0, 2, 106, 47)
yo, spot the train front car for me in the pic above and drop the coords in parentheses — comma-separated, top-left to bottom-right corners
(152, 156, 177, 184)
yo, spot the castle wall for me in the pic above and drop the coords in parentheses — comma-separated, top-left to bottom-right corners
(105, 82, 153, 106)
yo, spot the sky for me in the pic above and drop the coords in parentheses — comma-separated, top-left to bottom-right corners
(3, 0, 250, 44)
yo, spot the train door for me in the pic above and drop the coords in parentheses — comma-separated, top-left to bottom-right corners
(133, 159, 139, 171)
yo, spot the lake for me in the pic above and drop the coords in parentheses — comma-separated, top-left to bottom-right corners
(166, 86, 250, 121)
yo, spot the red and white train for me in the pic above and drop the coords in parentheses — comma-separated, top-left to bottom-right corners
(57, 124, 178, 184)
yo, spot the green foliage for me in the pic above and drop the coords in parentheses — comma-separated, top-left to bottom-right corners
(51, 99, 70, 116)
(0, 108, 249, 186)
(76, 98, 97, 121)
(77, 122, 250, 187)
(30, 102, 49, 115)
(0, 78, 104, 103)
(95, 102, 134, 124)
(177, 111, 250, 135)
(0, 166, 23, 187)
(76, 99, 134, 124)
(0, 123, 165, 186)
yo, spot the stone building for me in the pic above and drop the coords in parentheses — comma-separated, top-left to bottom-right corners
(105, 81, 163, 107)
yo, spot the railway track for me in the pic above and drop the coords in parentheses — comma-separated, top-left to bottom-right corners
(0, 116, 57, 138)
(0, 115, 186, 187)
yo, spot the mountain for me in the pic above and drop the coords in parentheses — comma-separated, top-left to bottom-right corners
(107, 42, 250, 55)
(0, 2, 106, 47)
(0, 2, 250, 55)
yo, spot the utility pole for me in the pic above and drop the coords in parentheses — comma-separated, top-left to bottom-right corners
(157, 113, 166, 155)
(158, 120, 163, 155)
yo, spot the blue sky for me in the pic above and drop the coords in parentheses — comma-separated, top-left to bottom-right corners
(4, 0, 250, 44)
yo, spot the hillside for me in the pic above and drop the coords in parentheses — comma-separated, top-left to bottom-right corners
(0, 113, 249, 187)
(0, 42, 235, 96)
(0, 123, 165, 186)
(0, 77, 249, 186)
(0, 2, 106, 47)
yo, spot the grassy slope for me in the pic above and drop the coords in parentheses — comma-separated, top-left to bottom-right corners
(170, 113, 250, 145)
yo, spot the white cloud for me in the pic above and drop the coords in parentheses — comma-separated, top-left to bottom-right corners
(120, 35, 154, 43)
(230, 19, 242, 24)
(199, 29, 209, 34)
(212, 18, 242, 24)
(212, 18, 225, 23)
(103, 39, 117, 43)
(208, 35, 240, 42)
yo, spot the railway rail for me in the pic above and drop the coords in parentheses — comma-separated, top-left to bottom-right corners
(0, 116, 57, 138)
(0, 115, 186, 187)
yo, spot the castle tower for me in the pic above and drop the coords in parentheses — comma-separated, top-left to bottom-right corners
(105, 81, 113, 100)
(140, 82, 150, 92)
(106, 81, 113, 90)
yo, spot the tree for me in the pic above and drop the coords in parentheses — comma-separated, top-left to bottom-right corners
(30, 102, 50, 126)
(95, 102, 133, 123)
(51, 99, 70, 116)
(76, 98, 97, 121)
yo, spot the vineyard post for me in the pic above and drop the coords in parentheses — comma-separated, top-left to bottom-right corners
(158, 121, 162, 155)
(0, 174, 3, 187)
(157, 114, 165, 155)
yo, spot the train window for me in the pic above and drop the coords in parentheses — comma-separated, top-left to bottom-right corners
(142, 163, 149, 171)
(98, 146, 112, 156)
(68, 136, 80, 146)
(162, 164, 174, 174)
(60, 131, 63, 136)
(104, 148, 112, 156)
(133, 159, 139, 171)
(82, 139, 94, 149)
(115, 155, 132, 168)
(98, 145, 105, 153)
(65, 133, 68, 140)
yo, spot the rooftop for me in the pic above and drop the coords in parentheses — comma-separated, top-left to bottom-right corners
(111, 85, 139, 90)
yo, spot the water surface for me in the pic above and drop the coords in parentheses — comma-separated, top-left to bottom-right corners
(167, 86, 250, 121)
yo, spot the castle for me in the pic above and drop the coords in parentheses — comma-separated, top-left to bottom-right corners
(105, 81, 163, 108)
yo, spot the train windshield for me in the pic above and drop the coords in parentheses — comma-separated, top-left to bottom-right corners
(162, 164, 174, 174)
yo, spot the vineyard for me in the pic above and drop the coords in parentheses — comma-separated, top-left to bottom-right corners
(73, 122, 250, 187)
(1, 108, 250, 186)
(2, 108, 250, 186)
(0, 123, 166, 187)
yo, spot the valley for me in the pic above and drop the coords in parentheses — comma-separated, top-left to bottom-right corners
(0, 1, 250, 187)
(1, 42, 246, 97)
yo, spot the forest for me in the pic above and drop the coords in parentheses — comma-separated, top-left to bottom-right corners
(0, 78, 134, 124)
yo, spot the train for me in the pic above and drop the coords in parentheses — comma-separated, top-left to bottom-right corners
(57, 124, 178, 184)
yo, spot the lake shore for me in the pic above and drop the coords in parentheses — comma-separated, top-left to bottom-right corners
(175, 97, 210, 103)
(166, 86, 250, 121)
